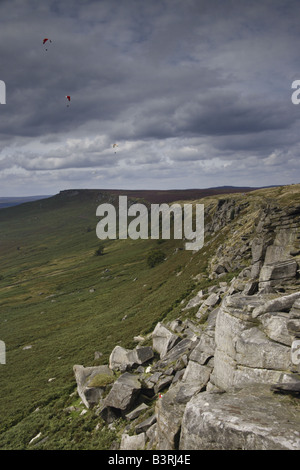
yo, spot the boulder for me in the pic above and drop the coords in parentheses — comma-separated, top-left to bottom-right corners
(125, 403, 148, 421)
(145, 423, 157, 450)
(143, 371, 163, 389)
(251, 238, 268, 263)
(270, 381, 300, 395)
(154, 375, 173, 394)
(172, 369, 185, 384)
(234, 327, 290, 370)
(134, 346, 154, 365)
(120, 432, 146, 450)
(195, 303, 209, 320)
(264, 245, 290, 265)
(102, 372, 141, 416)
(73, 364, 114, 408)
(168, 319, 184, 333)
(250, 261, 263, 279)
(260, 312, 291, 346)
(173, 382, 206, 404)
(155, 383, 186, 450)
(252, 292, 300, 318)
(212, 348, 290, 390)
(204, 292, 220, 307)
(109, 345, 154, 371)
(291, 340, 300, 373)
(109, 346, 132, 371)
(152, 323, 180, 358)
(221, 293, 265, 321)
(288, 299, 300, 339)
(182, 361, 211, 389)
(154, 353, 215, 450)
(189, 332, 215, 365)
(135, 414, 157, 434)
(243, 280, 258, 295)
(154, 337, 196, 370)
(180, 385, 300, 450)
(290, 298, 300, 319)
(288, 320, 300, 338)
(213, 264, 227, 275)
(183, 291, 203, 310)
(259, 259, 298, 284)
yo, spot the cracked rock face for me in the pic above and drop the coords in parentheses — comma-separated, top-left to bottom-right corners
(180, 385, 300, 450)
(211, 294, 293, 391)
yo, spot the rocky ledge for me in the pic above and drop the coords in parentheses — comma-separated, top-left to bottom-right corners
(73, 198, 300, 450)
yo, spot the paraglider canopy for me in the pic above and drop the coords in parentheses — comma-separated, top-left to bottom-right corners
(43, 38, 52, 50)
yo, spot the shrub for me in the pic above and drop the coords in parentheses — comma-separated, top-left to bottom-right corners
(87, 374, 114, 388)
(94, 245, 104, 256)
(147, 249, 165, 268)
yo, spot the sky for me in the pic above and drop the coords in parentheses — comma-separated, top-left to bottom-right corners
(0, 0, 300, 196)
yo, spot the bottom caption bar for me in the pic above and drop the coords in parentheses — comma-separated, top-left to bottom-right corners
(104, 451, 195, 467)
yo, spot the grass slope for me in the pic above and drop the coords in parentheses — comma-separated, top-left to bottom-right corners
(0, 190, 216, 449)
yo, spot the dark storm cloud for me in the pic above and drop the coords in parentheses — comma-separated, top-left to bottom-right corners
(0, 0, 300, 194)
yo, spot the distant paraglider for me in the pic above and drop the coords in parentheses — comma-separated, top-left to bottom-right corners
(43, 38, 52, 51)
(113, 143, 118, 153)
(42, 38, 72, 111)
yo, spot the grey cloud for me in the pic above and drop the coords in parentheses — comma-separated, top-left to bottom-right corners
(0, 0, 300, 194)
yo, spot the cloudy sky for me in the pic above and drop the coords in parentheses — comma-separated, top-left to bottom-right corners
(0, 0, 299, 196)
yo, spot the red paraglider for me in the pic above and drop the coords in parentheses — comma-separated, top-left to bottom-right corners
(66, 96, 71, 107)
(43, 38, 52, 51)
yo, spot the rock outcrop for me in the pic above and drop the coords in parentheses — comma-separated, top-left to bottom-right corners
(73, 196, 300, 450)
(180, 385, 300, 450)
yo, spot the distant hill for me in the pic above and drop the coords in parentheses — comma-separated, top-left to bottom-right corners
(0, 195, 51, 209)
(0, 186, 271, 210)
(56, 186, 260, 205)
(101, 187, 259, 203)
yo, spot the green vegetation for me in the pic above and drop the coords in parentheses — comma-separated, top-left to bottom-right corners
(87, 374, 115, 388)
(94, 244, 105, 256)
(146, 248, 166, 268)
(0, 190, 211, 449)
